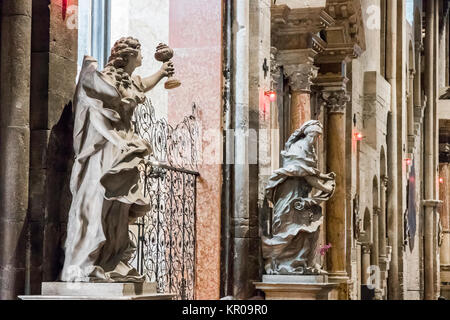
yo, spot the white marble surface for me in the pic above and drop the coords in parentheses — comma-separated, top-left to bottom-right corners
(19, 282, 175, 300)
(41, 282, 157, 297)
(262, 274, 329, 284)
(19, 293, 175, 300)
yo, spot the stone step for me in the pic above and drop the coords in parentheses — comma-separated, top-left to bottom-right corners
(19, 282, 176, 300)
(19, 293, 175, 300)
(41, 282, 157, 297)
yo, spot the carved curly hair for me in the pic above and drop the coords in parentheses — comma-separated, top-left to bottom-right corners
(104, 37, 141, 90)
(106, 37, 141, 69)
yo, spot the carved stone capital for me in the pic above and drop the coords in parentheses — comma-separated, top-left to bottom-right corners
(284, 64, 318, 93)
(361, 243, 371, 255)
(381, 175, 389, 188)
(440, 143, 450, 163)
(320, 90, 350, 114)
(373, 206, 381, 215)
(415, 40, 424, 53)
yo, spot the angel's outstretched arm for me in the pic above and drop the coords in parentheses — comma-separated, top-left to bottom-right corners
(141, 62, 174, 92)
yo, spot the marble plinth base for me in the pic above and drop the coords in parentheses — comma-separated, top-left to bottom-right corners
(262, 275, 328, 283)
(18, 282, 175, 300)
(254, 275, 339, 300)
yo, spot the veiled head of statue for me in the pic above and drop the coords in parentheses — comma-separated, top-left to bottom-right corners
(107, 37, 143, 70)
(284, 120, 323, 151)
(301, 120, 323, 137)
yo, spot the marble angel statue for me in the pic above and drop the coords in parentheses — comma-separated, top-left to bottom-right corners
(262, 120, 336, 275)
(60, 37, 174, 282)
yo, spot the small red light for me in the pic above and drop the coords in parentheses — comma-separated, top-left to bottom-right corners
(405, 158, 412, 166)
(265, 91, 277, 102)
(354, 132, 363, 141)
(439, 177, 444, 184)
(62, 0, 68, 20)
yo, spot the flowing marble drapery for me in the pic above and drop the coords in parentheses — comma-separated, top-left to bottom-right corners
(262, 121, 335, 275)
(60, 56, 151, 282)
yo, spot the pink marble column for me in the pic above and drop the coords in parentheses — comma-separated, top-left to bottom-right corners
(439, 164, 450, 267)
(169, 0, 222, 300)
(283, 64, 316, 134)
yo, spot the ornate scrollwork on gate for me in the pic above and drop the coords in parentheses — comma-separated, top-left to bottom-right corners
(130, 98, 200, 300)
(133, 98, 200, 171)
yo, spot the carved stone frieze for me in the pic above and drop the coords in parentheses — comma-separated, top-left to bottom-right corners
(317, 0, 366, 64)
(271, 5, 334, 40)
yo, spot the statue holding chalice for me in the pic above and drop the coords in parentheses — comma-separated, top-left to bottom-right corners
(155, 43, 181, 90)
(60, 37, 179, 283)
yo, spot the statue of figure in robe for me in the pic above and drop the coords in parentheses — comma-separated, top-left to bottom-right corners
(60, 37, 174, 282)
(262, 120, 336, 275)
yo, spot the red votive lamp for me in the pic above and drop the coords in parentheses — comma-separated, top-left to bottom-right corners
(62, 0, 68, 20)
(354, 132, 363, 141)
(265, 91, 277, 102)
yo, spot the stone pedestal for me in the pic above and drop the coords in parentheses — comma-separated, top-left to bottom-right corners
(254, 275, 339, 300)
(18, 282, 175, 300)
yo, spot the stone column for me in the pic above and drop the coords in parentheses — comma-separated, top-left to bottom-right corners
(424, 0, 436, 300)
(361, 244, 371, 285)
(284, 64, 318, 134)
(386, 0, 400, 300)
(372, 207, 380, 267)
(407, 71, 415, 143)
(0, 0, 32, 300)
(230, 0, 269, 299)
(321, 88, 350, 279)
(379, 176, 388, 259)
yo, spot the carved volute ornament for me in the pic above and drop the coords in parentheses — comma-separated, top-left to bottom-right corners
(284, 64, 319, 93)
(361, 243, 371, 255)
(262, 120, 336, 275)
(320, 90, 350, 114)
(60, 37, 175, 283)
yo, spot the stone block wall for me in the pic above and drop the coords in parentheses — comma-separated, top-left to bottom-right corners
(0, 0, 33, 299)
(30, 0, 78, 290)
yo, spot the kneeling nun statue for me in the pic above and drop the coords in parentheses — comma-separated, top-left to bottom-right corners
(262, 120, 336, 275)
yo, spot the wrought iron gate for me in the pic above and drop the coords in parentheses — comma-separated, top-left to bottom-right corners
(130, 99, 200, 300)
